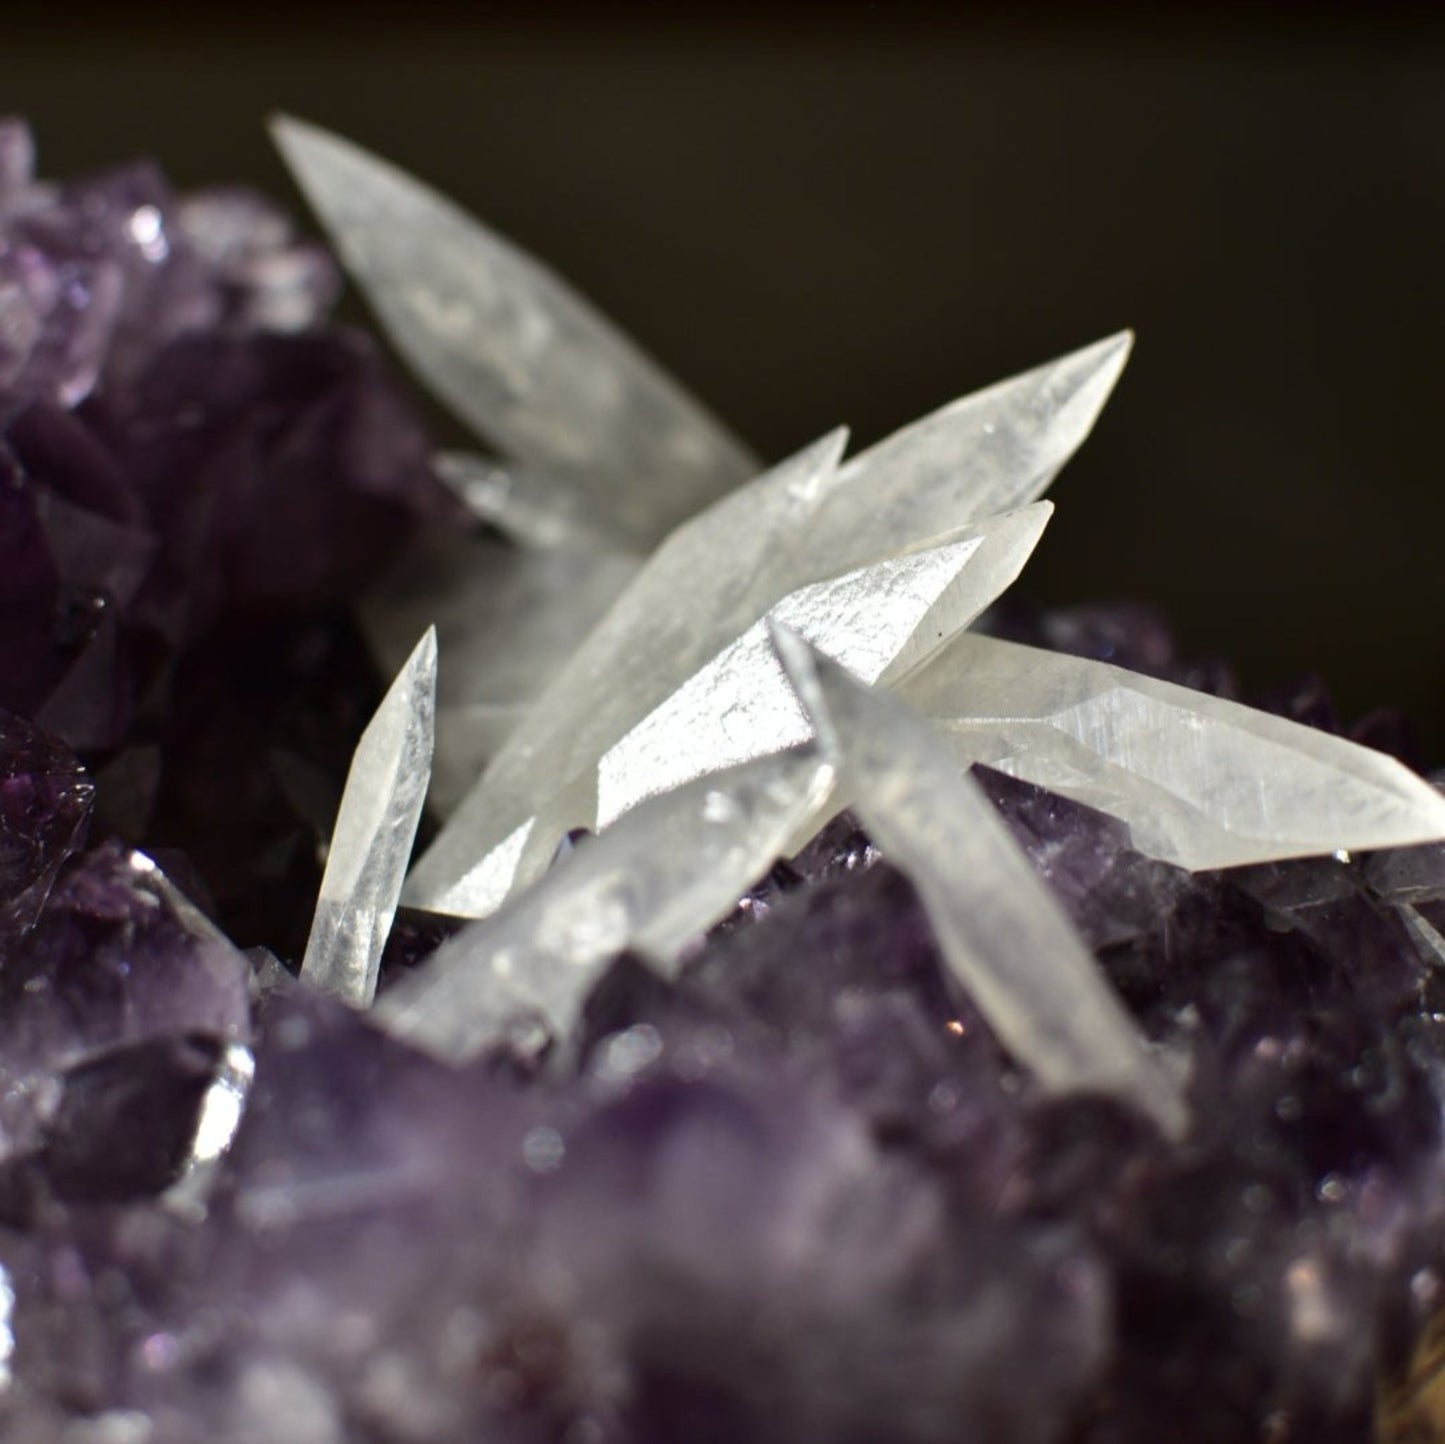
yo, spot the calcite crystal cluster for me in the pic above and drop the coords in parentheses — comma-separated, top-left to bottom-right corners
(1, 116, 1445, 1443)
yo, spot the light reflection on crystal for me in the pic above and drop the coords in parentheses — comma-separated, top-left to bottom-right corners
(164, 1042, 257, 1219)
(0, 1264, 13, 1392)
(189, 1042, 257, 1165)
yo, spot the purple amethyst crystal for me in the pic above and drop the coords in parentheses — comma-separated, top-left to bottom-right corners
(0, 840, 250, 1228)
(0, 119, 461, 950)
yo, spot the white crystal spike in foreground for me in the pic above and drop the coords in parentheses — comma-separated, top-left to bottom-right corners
(270, 115, 756, 547)
(374, 744, 835, 1064)
(771, 627, 1187, 1138)
(902, 633, 1445, 870)
(300, 627, 437, 1007)
(408, 503, 1050, 918)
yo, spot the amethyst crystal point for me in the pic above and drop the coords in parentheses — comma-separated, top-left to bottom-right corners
(0, 843, 251, 1216)
(0, 843, 251, 1057)
(0, 709, 92, 935)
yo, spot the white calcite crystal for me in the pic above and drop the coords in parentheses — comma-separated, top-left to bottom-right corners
(407, 329, 1131, 917)
(374, 743, 835, 1064)
(270, 115, 756, 548)
(300, 628, 437, 1007)
(772, 626, 1186, 1138)
(595, 509, 1051, 824)
(902, 632, 1445, 870)
(408, 504, 1049, 917)
(269, 119, 1445, 1135)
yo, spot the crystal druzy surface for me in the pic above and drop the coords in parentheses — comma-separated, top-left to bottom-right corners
(1, 116, 1445, 1444)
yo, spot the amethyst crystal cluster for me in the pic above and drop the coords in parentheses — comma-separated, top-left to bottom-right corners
(1, 118, 1444, 1444)
(0, 118, 456, 955)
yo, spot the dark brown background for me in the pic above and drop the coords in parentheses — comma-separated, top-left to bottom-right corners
(7, 4, 1444, 751)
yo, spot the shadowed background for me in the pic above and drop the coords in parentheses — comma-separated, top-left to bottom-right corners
(6, 4, 1444, 750)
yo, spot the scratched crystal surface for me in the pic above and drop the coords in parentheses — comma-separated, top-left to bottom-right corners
(376, 743, 834, 1063)
(773, 628, 1186, 1137)
(271, 115, 757, 547)
(596, 512, 1050, 824)
(902, 632, 1445, 869)
(299, 627, 436, 1008)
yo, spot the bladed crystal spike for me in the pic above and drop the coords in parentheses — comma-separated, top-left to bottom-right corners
(300, 627, 437, 1007)
(808, 330, 1132, 560)
(270, 115, 757, 547)
(408, 502, 1050, 918)
(771, 626, 1187, 1138)
(902, 633, 1445, 870)
(375, 745, 836, 1064)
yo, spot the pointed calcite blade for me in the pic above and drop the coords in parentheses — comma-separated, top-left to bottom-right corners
(902, 633, 1445, 870)
(772, 626, 1187, 1138)
(301, 628, 437, 1007)
(408, 503, 1050, 918)
(270, 115, 756, 547)
(813, 330, 1132, 554)
(375, 745, 835, 1065)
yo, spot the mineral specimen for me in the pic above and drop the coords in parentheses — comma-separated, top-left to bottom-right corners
(300, 626, 436, 1008)
(0, 115, 1443, 1444)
